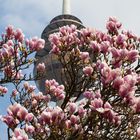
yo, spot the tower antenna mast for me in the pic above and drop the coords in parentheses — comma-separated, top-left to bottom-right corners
(62, 0, 71, 14)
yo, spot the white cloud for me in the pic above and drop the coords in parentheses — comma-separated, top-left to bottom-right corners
(0, 0, 62, 36)
(1, 0, 140, 36)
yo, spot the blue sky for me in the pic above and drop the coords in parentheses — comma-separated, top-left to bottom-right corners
(0, 0, 140, 139)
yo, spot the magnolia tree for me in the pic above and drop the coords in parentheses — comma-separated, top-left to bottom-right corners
(0, 17, 140, 140)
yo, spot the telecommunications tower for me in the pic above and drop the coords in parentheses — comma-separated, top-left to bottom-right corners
(34, 0, 84, 94)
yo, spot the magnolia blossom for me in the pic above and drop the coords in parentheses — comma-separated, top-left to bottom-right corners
(70, 115, 79, 125)
(14, 28, 25, 42)
(116, 34, 127, 46)
(29, 37, 45, 51)
(80, 51, 89, 61)
(11, 128, 28, 140)
(68, 102, 77, 114)
(6, 25, 14, 37)
(45, 79, 65, 100)
(25, 124, 35, 134)
(90, 41, 100, 53)
(83, 66, 93, 76)
(106, 17, 122, 33)
(0, 86, 8, 94)
(137, 127, 140, 138)
(90, 98, 104, 113)
(37, 63, 45, 73)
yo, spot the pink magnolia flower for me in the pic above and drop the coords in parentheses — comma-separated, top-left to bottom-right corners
(90, 41, 100, 53)
(83, 66, 93, 76)
(113, 77, 124, 89)
(7, 103, 21, 116)
(40, 111, 52, 125)
(43, 94, 51, 102)
(49, 33, 61, 46)
(14, 28, 25, 42)
(37, 63, 45, 73)
(2, 115, 19, 128)
(70, 115, 79, 125)
(80, 52, 89, 61)
(124, 74, 137, 87)
(0, 86, 8, 94)
(29, 37, 45, 51)
(7, 40, 14, 46)
(133, 97, 140, 113)
(2, 47, 9, 58)
(68, 102, 77, 114)
(12, 89, 18, 96)
(17, 107, 28, 121)
(15, 70, 24, 80)
(104, 102, 112, 110)
(83, 91, 93, 99)
(100, 41, 110, 54)
(25, 39, 29, 46)
(27, 85, 36, 93)
(50, 45, 60, 55)
(137, 127, 140, 138)
(11, 128, 28, 140)
(65, 120, 71, 129)
(104, 109, 117, 123)
(119, 84, 131, 98)
(45, 79, 65, 100)
(116, 34, 127, 46)
(90, 98, 104, 113)
(25, 124, 35, 134)
(95, 90, 101, 98)
(25, 113, 34, 122)
(106, 17, 122, 33)
(4, 66, 13, 78)
(6, 25, 14, 37)
(51, 106, 64, 123)
(127, 50, 139, 62)
(101, 66, 113, 85)
(23, 82, 29, 90)
(56, 91, 65, 100)
(119, 49, 128, 59)
(111, 47, 120, 58)
(78, 105, 86, 117)
(35, 38, 45, 51)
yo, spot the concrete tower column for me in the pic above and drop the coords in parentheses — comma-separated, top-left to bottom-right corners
(62, 0, 71, 14)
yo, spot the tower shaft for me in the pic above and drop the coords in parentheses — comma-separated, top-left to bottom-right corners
(62, 0, 71, 14)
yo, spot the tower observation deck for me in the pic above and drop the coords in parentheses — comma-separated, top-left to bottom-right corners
(34, 0, 85, 94)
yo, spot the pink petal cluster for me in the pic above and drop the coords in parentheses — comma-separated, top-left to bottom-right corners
(2, 103, 32, 128)
(83, 66, 93, 76)
(90, 41, 100, 53)
(11, 128, 28, 140)
(36, 63, 46, 73)
(23, 82, 36, 93)
(90, 95, 121, 125)
(28, 37, 45, 51)
(106, 17, 122, 33)
(83, 91, 94, 99)
(100, 41, 110, 54)
(5, 25, 25, 43)
(25, 124, 35, 134)
(137, 127, 140, 138)
(0, 86, 8, 95)
(118, 74, 137, 104)
(80, 51, 89, 61)
(49, 25, 79, 55)
(14, 28, 25, 43)
(45, 79, 65, 100)
(67, 102, 77, 114)
(40, 106, 64, 125)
